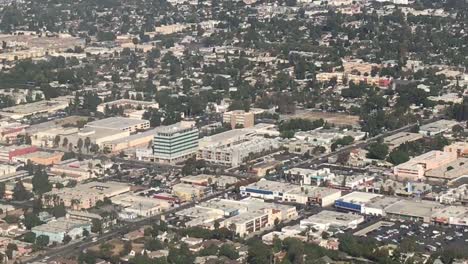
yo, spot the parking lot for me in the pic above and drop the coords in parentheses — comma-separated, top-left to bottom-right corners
(363, 220, 468, 253)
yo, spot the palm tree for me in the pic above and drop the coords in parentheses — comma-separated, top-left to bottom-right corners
(62, 137, 68, 148)
(84, 137, 91, 153)
(77, 138, 83, 152)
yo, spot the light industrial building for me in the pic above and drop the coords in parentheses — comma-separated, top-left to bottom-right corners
(334, 192, 383, 213)
(31, 217, 91, 244)
(383, 132, 423, 150)
(85, 117, 150, 133)
(384, 200, 444, 223)
(419, 120, 458, 136)
(42, 181, 131, 209)
(300, 210, 364, 231)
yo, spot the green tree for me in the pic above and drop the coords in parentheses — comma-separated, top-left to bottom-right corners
(0, 182, 5, 199)
(32, 169, 51, 195)
(12, 181, 31, 201)
(247, 239, 273, 264)
(23, 213, 43, 230)
(219, 244, 239, 260)
(35, 235, 50, 248)
(167, 243, 194, 264)
(367, 142, 389, 160)
(23, 232, 36, 243)
(52, 203, 67, 218)
(387, 149, 410, 165)
(91, 219, 103, 234)
(63, 235, 72, 244)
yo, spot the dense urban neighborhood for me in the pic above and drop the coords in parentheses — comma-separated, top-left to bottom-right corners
(0, 0, 466, 263)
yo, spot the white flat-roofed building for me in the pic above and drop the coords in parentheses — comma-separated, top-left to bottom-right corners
(101, 128, 158, 153)
(300, 210, 364, 231)
(85, 117, 150, 133)
(384, 200, 444, 223)
(285, 168, 335, 186)
(42, 181, 131, 210)
(384, 132, 423, 150)
(112, 194, 170, 217)
(152, 121, 199, 164)
(419, 120, 458, 136)
(198, 128, 256, 149)
(240, 179, 342, 206)
(362, 196, 401, 216)
(0, 96, 71, 120)
(32, 217, 91, 244)
(329, 174, 375, 190)
(334, 192, 383, 213)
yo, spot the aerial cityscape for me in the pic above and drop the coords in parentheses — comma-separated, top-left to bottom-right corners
(0, 0, 466, 263)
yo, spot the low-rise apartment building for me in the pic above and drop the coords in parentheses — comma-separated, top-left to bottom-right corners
(198, 136, 280, 167)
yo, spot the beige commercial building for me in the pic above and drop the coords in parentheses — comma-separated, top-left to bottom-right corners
(42, 181, 131, 210)
(223, 110, 254, 129)
(394, 151, 458, 181)
(85, 117, 150, 133)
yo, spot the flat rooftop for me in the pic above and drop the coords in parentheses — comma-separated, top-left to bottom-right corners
(154, 121, 196, 134)
(384, 132, 422, 145)
(86, 117, 148, 130)
(385, 200, 443, 218)
(420, 120, 458, 132)
(338, 192, 383, 204)
(432, 205, 468, 219)
(303, 210, 363, 225)
(32, 217, 89, 233)
(244, 180, 296, 193)
(199, 128, 255, 146)
(425, 158, 468, 180)
(364, 196, 401, 210)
